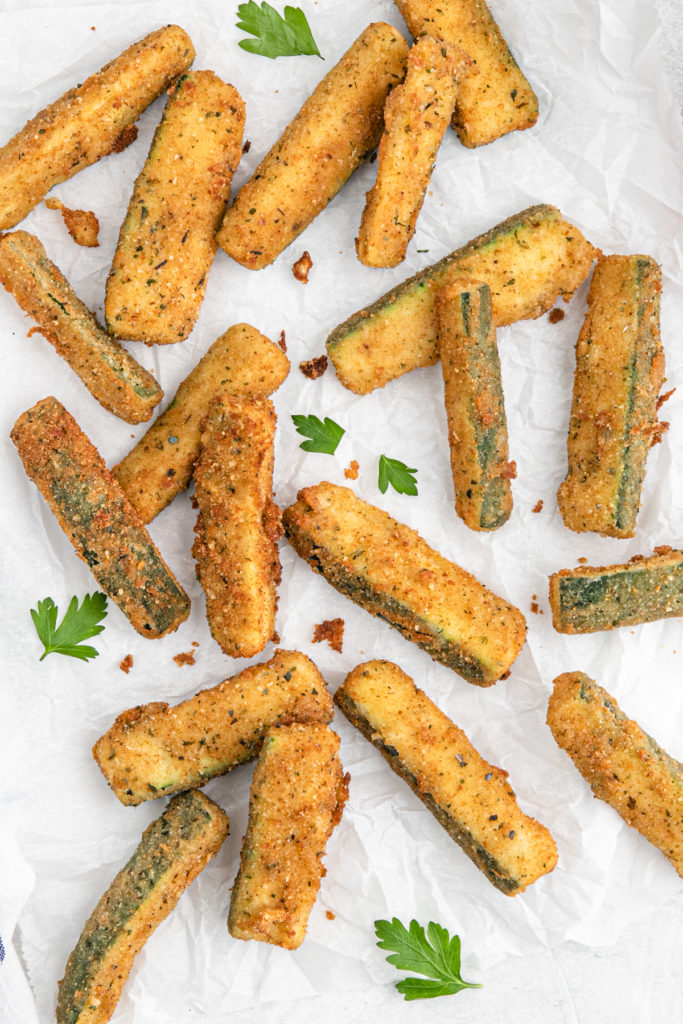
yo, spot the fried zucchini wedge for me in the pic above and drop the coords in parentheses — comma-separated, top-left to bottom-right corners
(547, 672, 683, 877)
(557, 255, 665, 538)
(0, 231, 162, 424)
(105, 71, 245, 345)
(394, 0, 538, 147)
(0, 25, 195, 231)
(93, 649, 333, 805)
(192, 395, 281, 657)
(217, 22, 409, 270)
(283, 481, 526, 685)
(113, 323, 289, 522)
(549, 547, 683, 634)
(436, 277, 513, 530)
(356, 36, 463, 268)
(10, 397, 189, 638)
(56, 791, 229, 1024)
(336, 661, 557, 893)
(228, 722, 348, 949)
(327, 204, 599, 394)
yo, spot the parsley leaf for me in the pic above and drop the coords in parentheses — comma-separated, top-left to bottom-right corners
(292, 414, 344, 454)
(30, 593, 107, 662)
(236, 2, 322, 59)
(375, 918, 482, 1001)
(378, 455, 418, 496)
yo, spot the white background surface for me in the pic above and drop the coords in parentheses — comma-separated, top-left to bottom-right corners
(1, 1, 683, 1022)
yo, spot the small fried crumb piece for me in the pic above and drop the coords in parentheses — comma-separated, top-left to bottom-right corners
(173, 650, 196, 667)
(344, 459, 359, 480)
(45, 198, 100, 247)
(549, 307, 565, 323)
(299, 354, 328, 380)
(119, 654, 134, 674)
(312, 617, 344, 653)
(532, 499, 544, 513)
(293, 250, 313, 283)
(278, 329, 287, 353)
(325, 910, 336, 921)
(110, 123, 139, 154)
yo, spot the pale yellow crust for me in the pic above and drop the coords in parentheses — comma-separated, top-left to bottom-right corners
(192, 395, 281, 658)
(228, 723, 348, 949)
(356, 36, 463, 267)
(113, 323, 289, 523)
(0, 25, 195, 231)
(217, 22, 409, 269)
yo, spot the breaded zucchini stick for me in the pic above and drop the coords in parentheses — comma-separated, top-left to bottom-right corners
(394, 0, 538, 147)
(105, 71, 245, 345)
(336, 661, 557, 893)
(557, 255, 665, 537)
(0, 25, 195, 231)
(283, 481, 526, 685)
(0, 231, 162, 424)
(56, 791, 229, 1024)
(549, 547, 683, 634)
(217, 22, 409, 270)
(93, 649, 333, 805)
(356, 36, 463, 267)
(547, 672, 683, 877)
(229, 722, 348, 949)
(327, 204, 599, 394)
(193, 395, 281, 657)
(10, 397, 189, 638)
(436, 277, 513, 530)
(113, 323, 289, 522)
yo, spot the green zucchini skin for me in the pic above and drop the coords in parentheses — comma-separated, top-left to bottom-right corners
(56, 791, 229, 1024)
(326, 203, 599, 394)
(557, 255, 665, 538)
(0, 231, 163, 423)
(547, 672, 683, 877)
(437, 278, 513, 530)
(549, 548, 683, 633)
(10, 397, 189, 638)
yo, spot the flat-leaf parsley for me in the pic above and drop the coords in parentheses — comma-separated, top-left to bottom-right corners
(30, 593, 108, 662)
(375, 917, 482, 1001)
(236, 2, 322, 59)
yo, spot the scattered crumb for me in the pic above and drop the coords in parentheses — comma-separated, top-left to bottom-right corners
(577, 556, 587, 564)
(278, 329, 287, 353)
(292, 250, 313, 283)
(110, 123, 139, 154)
(299, 354, 328, 380)
(242, 139, 251, 153)
(344, 459, 359, 480)
(657, 387, 676, 410)
(45, 198, 100, 247)
(501, 460, 517, 480)
(549, 307, 565, 323)
(173, 650, 196, 667)
(532, 499, 544, 513)
(325, 910, 336, 921)
(312, 617, 344, 653)
(119, 654, 133, 674)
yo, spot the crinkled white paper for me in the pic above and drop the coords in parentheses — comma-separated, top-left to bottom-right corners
(1, 0, 683, 1021)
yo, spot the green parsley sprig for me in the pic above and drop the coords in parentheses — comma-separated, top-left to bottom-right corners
(236, 2, 322, 59)
(30, 593, 108, 662)
(292, 414, 344, 454)
(378, 455, 418, 496)
(375, 918, 482, 1001)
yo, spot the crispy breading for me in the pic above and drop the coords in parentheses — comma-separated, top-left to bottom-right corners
(10, 397, 189, 638)
(436, 277, 513, 530)
(228, 723, 348, 949)
(547, 672, 683, 877)
(113, 323, 289, 523)
(93, 649, 333, 805)
(549, 547, 683, 634)
(217, 22, 409, 269)
(336, 661, 557, 893)
(56, 791, 228, 1024)
(105, 71, 245, 345)
(557, 254, 665, 537)
(394, 0, 538, 147)
(356, 36, 463, 267)
(0, 25, 195, 231)
(0, 231, 162, 423)
(192, 396, 281, 657)
(327, 203, 600, 394)
(283, 481, 526, 685)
